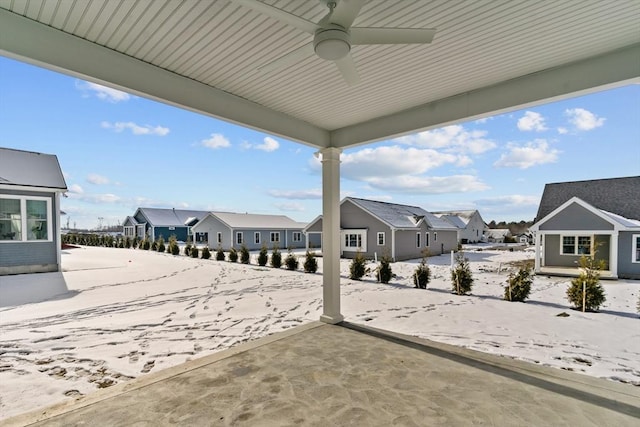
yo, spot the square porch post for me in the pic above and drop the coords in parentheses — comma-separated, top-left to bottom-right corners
(319, 147, 344, 324)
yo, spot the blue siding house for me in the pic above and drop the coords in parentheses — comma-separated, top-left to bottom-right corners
(124, 208, 210, 243)
(0, 148, 67, 275)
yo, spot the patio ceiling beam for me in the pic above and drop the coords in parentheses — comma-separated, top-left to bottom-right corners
(0, 9, 330, 149)
(330, 43, 640, 148)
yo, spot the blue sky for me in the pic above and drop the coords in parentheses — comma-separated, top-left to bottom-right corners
(1, 56, 639, 230)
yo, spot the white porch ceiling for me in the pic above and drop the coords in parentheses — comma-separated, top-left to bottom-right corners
(1, 0, 639, 149)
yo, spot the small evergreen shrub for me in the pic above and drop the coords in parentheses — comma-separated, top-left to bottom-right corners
(566, 255, 607, 311)
(270, 245, 282, 269)
(228, 247, 238, 262)
(504, 265, 533, 301)
(184, 243, 192, 257)
(201, 246, 211, 259)
(190, 246, 199, 258)
(216, 246, 225, 261)
(141, 238, 151, 250)
(124, 237, 132, 249)
(151, 240, 158, 251)
(240, 244, 250, 264)
(349, 250, 367, 280)
(377, 254, 392, 284)
(156, 236, 165, 253)
(285, 250, 298, 271)
(257, 245, 268, 266)
(303, 251, 318, 273)
(168, 236, 180, 256)
(451, 253, 473, 295)
(132, 236, 139, 249)
(413, 259, 431, 289)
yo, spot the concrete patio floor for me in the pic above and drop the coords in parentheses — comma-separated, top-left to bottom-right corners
(4, 322, 639, 427)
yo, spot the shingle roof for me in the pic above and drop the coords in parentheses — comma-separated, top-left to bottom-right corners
(137, 208, 211, 226)
(0, 147, 67, 190)
(437, 214, 467, 229)
(535, 176, 640, 221)
(432, 210, 479, 226)
(211, 212, 305, 229)
(345, 198, 457, 230)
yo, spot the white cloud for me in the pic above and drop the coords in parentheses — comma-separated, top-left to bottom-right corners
(86, 173, 109, 185)
(268, 188, 322, 199)
(76, 81, 130, 102)
(101, 121, 169, 136)
(242, 136, 280, 152)
(517, 111, 547, 132)
(493, 139, 560, 169)
(68, 184, 84, 194)
(394, 125, 497, 155)
(273, 202, 305, 212)
(67, 192, 121, 204)
(557, 127, 568, 135)
(565, 108, 605, 131)
(201, 133, 231, 149)
(475, 195, 540, 208)
(365, 175, 489, 194)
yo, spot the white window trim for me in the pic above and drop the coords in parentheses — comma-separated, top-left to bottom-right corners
(292, 232, 302, 242)
(0, 195, 53, 243)
(236, 232, 243, 245)
(377, 232, 385, 246)
(270, 231, 280, 243)
(416, 232, 421, 248)
(632, 234, 640, 263)
(254, 232, 261, 245)
(560, 234, 592, 256)
(341, 229, 367, 252)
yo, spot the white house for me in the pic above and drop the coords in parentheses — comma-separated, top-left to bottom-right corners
(432, 210, 486, 243)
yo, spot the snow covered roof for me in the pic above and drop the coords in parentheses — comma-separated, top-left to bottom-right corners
(205, 212, 305, 230)
(136, 208, 210, 227)
(0, 147, 67, 191)
(432, 210, 479, 226)
(345, 198, 457, 230)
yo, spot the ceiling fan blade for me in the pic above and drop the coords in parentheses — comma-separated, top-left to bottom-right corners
(351, 27, 436, 45)
(330, 0, 366, 29)
(258, 42, 314, 73)
(232, 0, 318, 34)
(335, 54, 360, 86)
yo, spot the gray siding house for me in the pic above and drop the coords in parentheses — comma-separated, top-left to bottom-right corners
(124, 208, 210, 242)
(433, 210, 486, 243)
(0, 148, 67, 275)
(304, 197, 458, 261)
(530, 176, 640, 279)
(191, 212, 307, 250)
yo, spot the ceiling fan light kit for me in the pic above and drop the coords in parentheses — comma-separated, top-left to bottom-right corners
(314, 27, 351, 60)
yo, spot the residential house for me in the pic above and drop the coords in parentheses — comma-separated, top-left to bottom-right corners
(432, 210, 486, 243)
(191, 212, 307, 250)
(485, 229, 512, 243)
(124, 208, 210, 243)
(304, 197, 458, 261)
(530, 176, 640, 279)
(0, 148, 67, 275)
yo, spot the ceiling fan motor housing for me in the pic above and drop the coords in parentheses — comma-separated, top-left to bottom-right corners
(314, 26, 351, 60)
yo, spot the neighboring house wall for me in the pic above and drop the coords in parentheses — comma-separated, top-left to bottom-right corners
(428, 229, 458, 256)
(460, 212, 485, 243)
(154, 226, 188, 242)
(539, 203, 614, 231)
(192, 215, 231, 249)
(341, 200, 392, 259)
(0, 189, 60, 275)
(543, 234, 611, 269)
(618, 232, 640, 279)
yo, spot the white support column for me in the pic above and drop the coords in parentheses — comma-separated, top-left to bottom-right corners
(319, 147, 344, 324)
(609, 232, 618, 278)
(534, 232, 541, 272)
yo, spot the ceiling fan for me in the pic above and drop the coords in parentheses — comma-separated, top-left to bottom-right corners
(233, 0, 436, 86)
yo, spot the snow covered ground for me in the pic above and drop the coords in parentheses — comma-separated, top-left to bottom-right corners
(0, 245, 638, 420)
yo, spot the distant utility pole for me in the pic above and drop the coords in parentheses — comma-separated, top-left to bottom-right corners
(98, 217, 104, 230)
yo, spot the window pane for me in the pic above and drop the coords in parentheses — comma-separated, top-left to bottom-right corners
(635, 236, 640, 262)
(562, 236, 575, 254)
(577, 236, 591, 255)
(0, 198, 22, 240)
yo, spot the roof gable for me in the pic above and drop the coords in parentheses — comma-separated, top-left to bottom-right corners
(536, 176, 640, 221)
(0, 147, 67, 191)
(531, 197, 626, 231)
(136, 208, 210, 226)
(345, 197, 457, 230)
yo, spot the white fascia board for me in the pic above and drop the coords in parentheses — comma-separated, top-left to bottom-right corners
(0, 10, 329, 149)
(331, 44, 640, 148)
(0, 184, 64, 193)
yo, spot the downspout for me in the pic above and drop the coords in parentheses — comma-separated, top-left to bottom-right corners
(56, 192, 62, 272)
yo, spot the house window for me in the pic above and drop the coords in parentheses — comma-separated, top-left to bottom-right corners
(0, 196, 51, 242)
(633, 235, 640, 263)
(254, 232, 261, 245)
(377, 232, 385, 246)
(124, 226, 134, 237)
(416, 232, 421, 248)
(236, 232, 243, 245)
(270, 232, 280, 243)
(293, 232, 302, 242)
(425, 233, 430, 247)
(561, 235, 591, 255)
(345, 233, 362, 248)
(342, 230, 367, 252)
(434, 232, 437, 242)
(217, 232, 222, 244)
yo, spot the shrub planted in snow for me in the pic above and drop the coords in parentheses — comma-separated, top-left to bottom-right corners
(184, 243, 192, 257)
(216, 246, 225, 261)
(285, 250, 298, 271)
(566, 254, 606, 311)
(258, 245, 268, 266)
(270, 245, 282, 269)
(240, 244, 250, 264)
(504, 265, 533, 302)
(168, 236, 180, 256)
(201, 246, 211, 259)
(413, 259, 431, 289)
(228, 247, 238, 263)
(349, 250, 367, 280)
(156, 236, 165, 253)
(303, 251, 318, 273)
(451, 253, 473, 295)
(190, 246, 199, 258)
(141, 238, 151, 250)
(377, 254, 392, 284)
